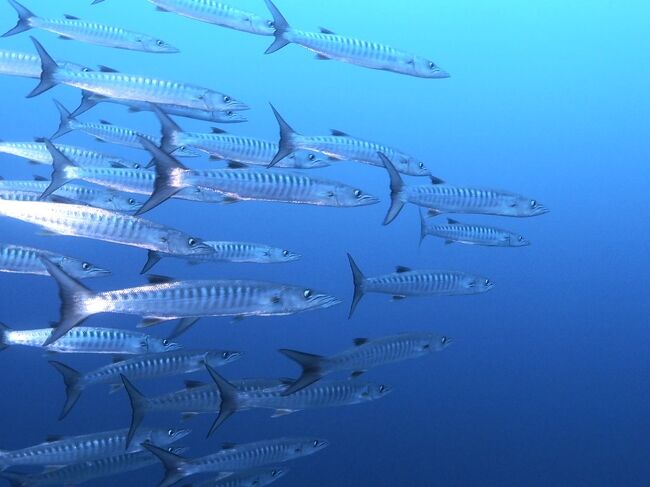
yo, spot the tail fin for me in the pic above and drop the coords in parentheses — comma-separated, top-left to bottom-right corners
(268, 105, 299, 167)
(346, 253, 366, 318)
(49, 360, 83, 419)
(121, 375, 148, 449)
(27, 37, 60, 98)
(418, 208, 427, 247)
(0, 471, 28, 487)
(40, 139, 77, 199)
(0, 322, 10, 352)
(41, 257, 94, 346)
(51, 100, 75, 139)
(150, 105, 183, 159)
(278, 349, 325, 395)
(205, 364, 241, 437)
(135, 136, 186, 215)
(263, 0, 291, 54)
(2, 0, 34, 37)
(70, 90, 102, 118)
(378, 152, 405, 225)
(141, 443, 188, 487)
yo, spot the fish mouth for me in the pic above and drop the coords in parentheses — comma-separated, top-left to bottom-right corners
(432, 69, 451, 79)
(171, 428, 192, 442)
(218, 112, 248, 123)
(534, 205, 550, 215)
(358, 194, 380, 206)
(284, 253, 301, 262)
(309, 294, 342, 310)
(89, 268, 112, 278)
(194, 242, 216, 255)
(226, 100, 251, 111)
(165, 342, 183, 351)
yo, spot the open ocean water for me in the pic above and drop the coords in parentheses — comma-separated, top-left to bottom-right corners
(0, 0, 648, 486)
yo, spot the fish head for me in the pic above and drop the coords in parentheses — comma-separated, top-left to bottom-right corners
(327, 185, 380, 207)
(361, 382, 393, 400)
(202, 92, 250, 112)
(164, 232, 214, 257)
(103, 193, 145, 212)
(246, 467, 289, 486)
(289, 151, 330, 169)
(421, 334, 453, 352)
(289, 438, 329, 457)
(505, 195, 549, 217)
(396, 155, 431, 177)
(260, 246, 301, 263)
(269, 286, 341, 314)
(409, 57, 451, 79)
(462, 275, 495, 293)
(146, 336, 183, 353)
(146, 427, 191, 446)
(61, 62, 93, 73)
(57, 257, 111, 279)
(246, 15, 276, 36)
(136, 36, 180, 54)
(205, 350, 244, 367)
(507, 233, 531, 247)
(171, 145, 203, 158)
(211, 110, 248, 123)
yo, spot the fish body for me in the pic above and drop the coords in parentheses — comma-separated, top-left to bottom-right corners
(191, 468, 288, 487)
(0, 48, 87, 78)
(0, 428, 186, 471)
(175, 241, 300, 264)
(0, 243, 108, 278)
(420, 213, 531, 247)
(149, 0, 275, 36)
(3, 0, 179, 53)
(279, 332, 451, 394)
(263, 0, 449, 78)
(0, 140, 139, 168)
(28, 38, 248, 112)
(0, 323, 180, 354)
(268, 107, 431, 176)
(380, 153, 548, 224)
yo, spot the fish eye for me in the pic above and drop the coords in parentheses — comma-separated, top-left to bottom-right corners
(303, 289, 312, 299)
(82, 67, 91, 72)
(167, 447, 174, 452)
(353, 189, 362, 198)
(282, 250, 289, 257)
(518, 236, 524, 241)
(162, 339, 169, 346)
(128, 198, 136, 205)
(312, 440, 319, 447)
(267, 20, 274, 27)
(133, 163, 141, 169)
(222, 351, 231, 359)
(223, 95, 231, 103)
(428, 61, 436, 69)
(167, 429, 174, 436)
(271, 296, 281, 304)
(441, 336, 448, 345)
(271, 470, 279, 476)
(156, 40, 165, 46)
(226, 110, 234, 116)
(188, 238, 197, 247)
(530, 200, 537, 208)
(81, 262, 91, 270)
(379, 385, 385, 393)
(308, 154, 315, 161)
(484, 279, 490, 286)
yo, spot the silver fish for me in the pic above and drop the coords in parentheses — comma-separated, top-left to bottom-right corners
(279, 332, 451, 395)
(149, 0, 275, 36)
(419, 212, 531, 247)
(263, 0, 449, 78)
(177, 240, 301, 264)
(28, 38, 248, 111)
(0, 428, 187, 471)
(42, 261, 341, 345)
(71, 90, 247, 124)
(347, 253, 494, 317)
(268, 106, 432, 176)
(0, 177, 143, 212)
(206, 366, 392, 434)
(3, 0, 179, 53)
(51, 100, 200, 157)
(0, 447, 188, 487)
(121, 376, 287, 446)
(143, 437, 328, 487)
(191, 468, 288, 487)
(0, 140, 140, 168)
(50, 348, 242, 419)
(136, 136, 379, 215)
(155, 109, 327, 169)
(0, 242, 108, 278)
(381, 153, 548, 224)
(0, 323, 181, 355)
(0, 48, 88, 78)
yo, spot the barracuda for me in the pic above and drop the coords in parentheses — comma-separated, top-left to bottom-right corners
(0, 242, 108, 278)
(0, 48, 88, 78)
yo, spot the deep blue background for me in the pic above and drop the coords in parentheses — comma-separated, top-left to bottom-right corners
(0, 1, 648, 485)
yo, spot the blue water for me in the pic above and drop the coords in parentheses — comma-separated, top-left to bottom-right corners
(0, 0, 649, 485)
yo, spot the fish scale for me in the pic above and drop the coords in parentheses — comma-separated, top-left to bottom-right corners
(419, 214, 530, 247)
(0, 49, 87, 78)
(0, 243, 107, 278)
(0, 141, 138, 168)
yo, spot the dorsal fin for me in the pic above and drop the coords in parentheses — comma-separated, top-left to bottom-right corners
(110, 162, 127, 169)
(430, 176, 445, 185)
(227, 162, 248, 169)
(210, 127, 227, 134)
(45, 435, 64, 442)
(395, 266, 411, 273)
(221, 442, 237, 450)
(99, 120, 113, 125)
(98, 65, 119, 73)
(184, 380, 207, 389)
(319, 27, 336, 34)
(353, 338, 368, 347)
(146, 275, 175, 284)
(64, 14, 80, 20)
(330, 129, 349, 137)
(33, 137, 46, 143)
(33, 175, 48, 181)
(447, 218, 460, 224)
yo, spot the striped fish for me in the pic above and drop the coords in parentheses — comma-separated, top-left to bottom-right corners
(419, 211, 531, 247)
(0, 140, 140, 168)
(192, 469, 288, 487)
(149, 0, 275, 36)
(51, 100, 200, 157)
(137, 136, 378, 214)
(347, 253, 494, 317)
(165, 240, 301, 265)
(143, 437, 328, 487)
(49, 349, 242, 419)
(268, 106, 432, 176)
(0, 447, 188, 487)
(0, 177, 143, 212)
(28, 38, 248, 112)
(380, 153, 548, 224)
(207, 366, 392, 433)
(0, 323, 181, 355)
(71, 90, 248, 124)
(263, 0, 449, 78)
(0, 242, 108, 278)
(41, 261, 341, 345)
(0, 48, 88, 78)
(0, 428, 187, 471)
(155, 109, 327, 169)
(279, 332, 451, 395)
(3, 0, 178, 53)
